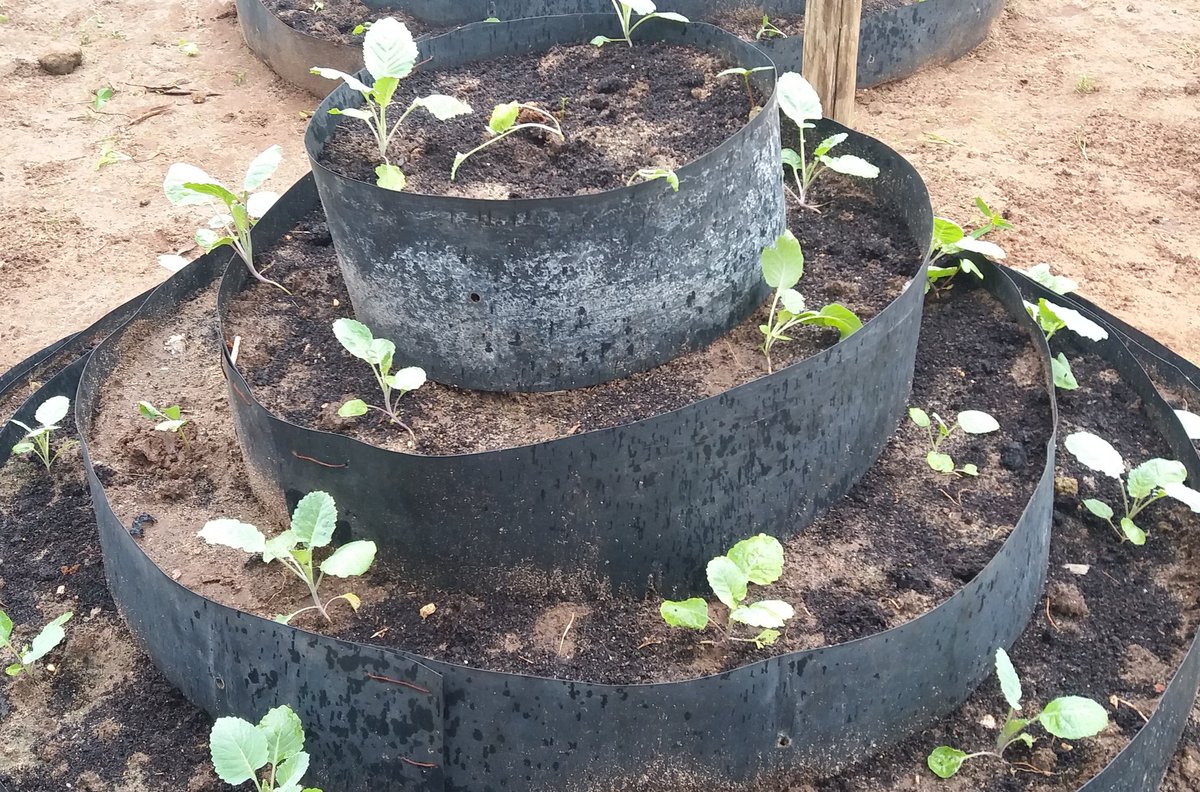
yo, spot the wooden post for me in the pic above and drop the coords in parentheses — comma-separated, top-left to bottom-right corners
(802, 0, 863, 126)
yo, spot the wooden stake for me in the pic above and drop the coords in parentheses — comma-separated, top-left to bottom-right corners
(802, 0, 863, 126)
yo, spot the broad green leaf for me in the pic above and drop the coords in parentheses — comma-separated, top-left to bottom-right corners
(761, 230, 804, 289)
(1064, 431, 1125, 478)
(1038, 696, 1109, 739)
(726, 534, 785, 585)
(1083, 499, 1114, 520)
(994, 647, 1023, 710)
(309, 67, 371, 93)
(753, 629, 781, 648)
(927, 746, 968, 779)
(780, 148, 803, 172)
(953, 236, 1005, 260)
(162, 405, 182, 420)
(1176, 410, 1200, 440)
(651, 11, 689, 22)
(729, 600, 794, 628)
(328, 107, 373, 121)
(164, 163, 222, 206)
(23, 612, 71, 664)
(489, 101, 521, 135)
(6, 663, 24, 676)
(1052, 353, 1079, 390)
(0, 611, 12, 644)
(707, 556, 749, 610)
(1120, 517, 1146, 545)
(291, 491, 337, 548)
(319, 540, 377, 577)
(276, 752, 311, 789)
(931, 217, 965, 252)
(927, 451, 955, 473)
(821, 154, 879, 179)
(626, 0, 658, 14)
(338, 400, 369, 418)
(660, 598, 709, 630)
(263, 530, 299, 563)
(959, 463, 979, 476)
(93, 86, 114, 109)
(365, 337, 396, 367)
(909, 407, 931, 428)
(778, 288, 805, 315)
(958, 410, 999, 435)
(333, 318, 374, 360)
(1035, 299, 1066, 336)
(199, 519, 266, 554)
(375, 164, 406, 192)
(246, 191, 279, 219)
(209, 214, 232, 230)
(1163, 482, 1200, 512)
(243, 145, 282, 191)
(803, 303, 862, 339)
(195, 228, 223, 250)
(210, 717, 269, 785)
(959, 259, 984, 279)
(416, 94, 473, 122)
(370, 76, 399, 110)
(35, 396, 70, 427)
(363, 17, 419, 80)
(1024, 263, 1077, 295)
(926, 265, 959, 283)
(183, 181, 240, 208)
(1044, 300, 1108, 342)
(258, 705, 305, 767)
(1127, 458, 1187, 499)
(389, 366, 427, 393)
(155, 419, 186, 433)
(590, 35, 618, 46)
(12, 442, 34, 454)
(776, 72, 822, 126)
(813, 133, 846, 158)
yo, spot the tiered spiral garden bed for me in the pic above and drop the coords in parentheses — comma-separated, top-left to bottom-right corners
(3, 10, 1200, 792)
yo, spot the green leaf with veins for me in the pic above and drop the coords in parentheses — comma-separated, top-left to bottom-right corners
(706, 556, 749, 610)
(726, 534, 784, 585)
(1120, 517, 1146, 545)
(1126, 458, 1186, 499)
(291, 491, 338, 548)
(660, 598, 709, 630)
(927, 746, 968, 778)
(761, 230, 804, 289)
(209, 717, 269, 785)
(257, 705, 305, 768)
(489, 101, 521, 134)
(1037, 696, 1109, 740)
(927, 451, 955, 473)
(995, 647, 1023, 710)
(1052, 353, 1079, 390)
(1082, 499, 1113, 520)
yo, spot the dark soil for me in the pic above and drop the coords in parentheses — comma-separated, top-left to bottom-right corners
(226, 176, 921, 455)
(261, 0, 455, 44)
(318, 41, 751, 198)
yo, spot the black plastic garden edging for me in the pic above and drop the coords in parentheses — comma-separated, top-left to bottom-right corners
(82, 249, 1054, 790)
(238, 0, 1005, 96)
(306, 14, 784, 392)
(230, 121, 927, 596)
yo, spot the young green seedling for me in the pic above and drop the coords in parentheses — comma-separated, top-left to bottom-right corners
(0, 610, 72, 677)
(591, 0, 688, 47)
(927, 647, 1108, 779)
(1064, 431, 1200, 545)
(758, 230, 863, 373)
(332, 318, 426, 444)
(777, 72, 879, 209)
(1022, 262, 1078, 296)
(756, 15, 787, 39)
(716, 65, 773, 109)
(661, 534, 794, 649)
(312, 18, 473, 190)
(452, 102, 565, 181)
(199, 491, 377, 624)
(1023, 296, 1109, 391)
(909, 407, 999, 476)
(209, 705, 323, 792)
(137, 401, 189, 446)
(164, 146, 287, 293)
(10, 395, 72, 470)
(627, 167, 679, 191)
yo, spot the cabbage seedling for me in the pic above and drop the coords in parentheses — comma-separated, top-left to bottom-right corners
(758, 230, 862, 373)
(0, 610, 72, 677)
(137, 401, 189, 446)
(1064, 431, 1200, 545)
(209, 705, 322, 792)
(333, 318, 426, 443)
(163, 146, 287, 293)
(777, 72, 879, 209)
(716, 65, 773, 109)
(591, 1, 688, 47)
(661, 534, 794, 649)
(627, 167, 679, 191)
(927, 648, 1108, 779)
(756, 15, 787, 39)
(312, 18, 473, 190)
(199, 491, 377, 624)
(10, 395, 72, 470)
(909, 407, 999, 476)
(1024, 297, 1109, 391)
(452, 102, 565, 181)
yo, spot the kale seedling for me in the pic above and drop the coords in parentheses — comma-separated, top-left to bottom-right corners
(777, 72, 879, 209)
(10, 395, 72, 470)
(452, 102, 565, 181)
(210, 705, 322, 792)
(627, 167, 679, 191)
(661, 534, 794, 649)
(591, 1, 688, 47)
(0, 610, 72, 677)
(1064, 431, 1200, 545)
(332, 318, 426, 443)
(138, 401, 189, 446)
(927, 647, 1108, 779)
(164, 146, 288, 293)
(759, 230, 862, 373)
(199, 491, 377, 624)
(756, 15, 787, 39)
(313, 18, 473, 191)
(909, 407, 999, 476)
(716, 65, 773, 109)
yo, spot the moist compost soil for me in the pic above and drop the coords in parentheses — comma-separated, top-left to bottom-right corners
(317, 41, 752, 198)
(261, 0, 455, 44)
(226, 177, 919, 455)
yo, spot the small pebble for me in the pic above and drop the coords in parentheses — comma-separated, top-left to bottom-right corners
(1048, 580, 1089, 618)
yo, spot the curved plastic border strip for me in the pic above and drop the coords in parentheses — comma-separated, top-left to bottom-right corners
(79, 251, 1053, 790)
(227, 123, 926, 596)
(306, 15, 784, 391)
(238, 0, 1004, 96)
